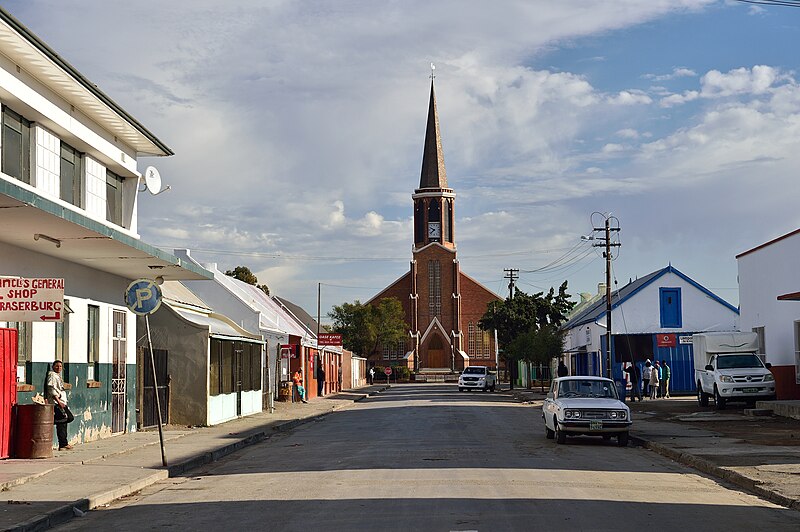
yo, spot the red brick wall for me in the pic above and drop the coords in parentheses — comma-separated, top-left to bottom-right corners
(367, 245, 502, 370)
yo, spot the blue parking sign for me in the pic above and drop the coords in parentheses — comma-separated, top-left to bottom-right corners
(125, 279, 162, 315)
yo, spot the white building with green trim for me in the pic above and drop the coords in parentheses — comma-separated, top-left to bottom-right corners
(0, 7, 211, 446)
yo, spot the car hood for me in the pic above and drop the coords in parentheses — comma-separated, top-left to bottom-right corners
(556, 398, 628, 410)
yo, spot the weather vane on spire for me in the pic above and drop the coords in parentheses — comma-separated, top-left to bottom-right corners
(430, 62, 436, 81)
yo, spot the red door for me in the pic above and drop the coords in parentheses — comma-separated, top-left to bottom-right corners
(0, 328, 18, 459)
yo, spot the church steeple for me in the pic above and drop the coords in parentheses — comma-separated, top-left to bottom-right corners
(418, 79, 448, 190)
(413, 77, 455, 250)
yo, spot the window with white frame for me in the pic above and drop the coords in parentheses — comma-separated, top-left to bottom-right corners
(55, 299, 70, 363)
(106, 170, 124, 226)
(1, 106, 31, 183)
(10, 321, 32, 383)
(60, 142, 83, 207)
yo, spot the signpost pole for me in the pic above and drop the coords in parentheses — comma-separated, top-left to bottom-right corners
(145, 315, 167, 467)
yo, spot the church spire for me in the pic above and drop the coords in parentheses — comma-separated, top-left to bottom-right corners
(419, 78, 448, 190)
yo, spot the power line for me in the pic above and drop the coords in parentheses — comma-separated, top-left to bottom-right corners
(736, 0, 800, 6)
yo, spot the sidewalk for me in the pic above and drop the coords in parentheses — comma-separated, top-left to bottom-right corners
(504, 386, 800, 511)
(0, 385, 388, 531)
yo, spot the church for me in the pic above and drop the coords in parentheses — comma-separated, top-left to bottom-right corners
(367, 80, 501, 374)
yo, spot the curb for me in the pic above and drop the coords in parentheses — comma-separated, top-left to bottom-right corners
(8, 387, 382, 531)
(630, 434, 800, 511)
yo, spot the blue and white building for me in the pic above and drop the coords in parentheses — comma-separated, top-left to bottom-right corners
(561, 265, 739, 394)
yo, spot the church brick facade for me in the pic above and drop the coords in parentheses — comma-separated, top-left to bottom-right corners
(367, 80, 501, 373)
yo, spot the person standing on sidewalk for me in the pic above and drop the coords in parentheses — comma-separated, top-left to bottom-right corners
(369, 367, 375, 385)
(557, 360, 569, 377)
(46, 360, 74, 450)
(624, 363, 643, 402)
(292, 368, 308, 403)
(661, 360, 671, 398)
(649, 362, 660, 400)
(317, 364, 326, 397)
(643, 360, 652, 398)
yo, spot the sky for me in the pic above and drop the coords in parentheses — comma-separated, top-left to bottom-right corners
(4, 0, 800, 323)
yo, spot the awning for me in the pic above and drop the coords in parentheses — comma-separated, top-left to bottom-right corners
(0, 178, 211, 282)
(174, 309, 262, 344)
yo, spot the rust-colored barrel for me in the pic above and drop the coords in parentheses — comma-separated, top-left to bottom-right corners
(14, 404, 54, 459)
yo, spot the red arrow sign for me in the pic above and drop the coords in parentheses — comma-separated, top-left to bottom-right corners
(40, 312, 61, 321)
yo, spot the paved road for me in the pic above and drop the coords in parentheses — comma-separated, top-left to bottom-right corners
(56, 384, 800, 531)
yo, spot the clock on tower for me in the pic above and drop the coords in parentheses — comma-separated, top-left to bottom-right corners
(428, 222, 441, 240)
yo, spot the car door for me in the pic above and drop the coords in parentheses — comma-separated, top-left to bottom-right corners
(544, 381, 557, 427)
(701, 355, 715, 391)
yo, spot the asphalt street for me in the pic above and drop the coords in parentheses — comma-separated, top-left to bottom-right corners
(55, 384, 800, 531)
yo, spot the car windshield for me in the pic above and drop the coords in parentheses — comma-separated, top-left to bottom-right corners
(463, 367, 486, 375)
(558, 380, 617, 399)
(717, 354, 764, 369)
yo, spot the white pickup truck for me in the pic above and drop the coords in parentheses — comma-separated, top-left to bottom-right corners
(694, 332, 776, 409)
(458, 366, 497, 392)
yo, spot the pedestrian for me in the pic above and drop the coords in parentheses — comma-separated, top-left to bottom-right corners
(316, 363, 326, 397)
(557, 360, 569, 378)
(292, 368, 308, 403)
(661, 360, 671, 398)
(46, 360, 74, 450)
(649, 362, 660, 400)
(650, 360, 662, 397)
(369, 367, 375, 385)
(643, 359, 652, 398)
(623, 363, 643, 402)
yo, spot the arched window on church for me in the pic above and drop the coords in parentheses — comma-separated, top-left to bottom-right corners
(428, 260, 441, 318)
(468, 322, 475, 356)
(444, 200, 452, 243)
(428, 199, 440, 223)
(414, 201, 424, 244)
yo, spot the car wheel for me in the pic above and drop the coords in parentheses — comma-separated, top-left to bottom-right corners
(491, 383, 496, 392)
(697, 382, 709, 407)
(545, 422, 555, 439)
(617, 432, 629, 447)
(714, 386, 726, 410)
(555, 419, 566, 444)
(483, 384, 488, 392)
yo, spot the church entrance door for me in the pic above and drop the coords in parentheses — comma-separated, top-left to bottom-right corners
(425, 336, 449, 369)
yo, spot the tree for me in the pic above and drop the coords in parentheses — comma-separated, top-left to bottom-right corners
(328, 298, 407, 360)
(479, 281, 573, 389)
(225, 266, 270, 295)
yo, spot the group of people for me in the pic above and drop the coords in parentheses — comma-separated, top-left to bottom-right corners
(624, 359, 671, 401)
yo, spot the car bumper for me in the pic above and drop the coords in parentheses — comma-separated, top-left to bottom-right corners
(459, 381, 486, 387)
(558, 420, 632, 434)
(717, 385, 775, 398)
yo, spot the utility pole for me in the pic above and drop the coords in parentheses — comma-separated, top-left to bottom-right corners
(589, 214, 620, 379)
(504, 268, 519, 299)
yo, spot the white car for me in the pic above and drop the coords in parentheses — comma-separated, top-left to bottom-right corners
(542, 376, 632, 446)
(458, 366, 496, 392)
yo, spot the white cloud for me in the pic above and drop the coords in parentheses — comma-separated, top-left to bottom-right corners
(644, 66, 697, 81)
(607, 90, 652, 105)
(616, 128, 640, 139)
(701, 65, 778, 97)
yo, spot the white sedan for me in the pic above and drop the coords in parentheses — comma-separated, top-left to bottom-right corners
(542, 376, 632, 446)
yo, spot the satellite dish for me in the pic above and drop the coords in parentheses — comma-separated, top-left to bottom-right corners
(143, 166, 162, 194)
